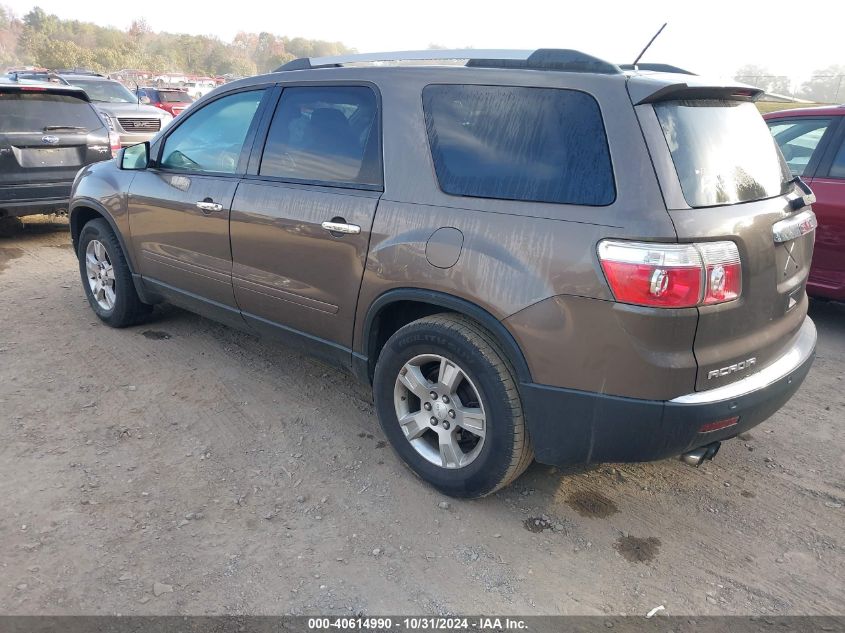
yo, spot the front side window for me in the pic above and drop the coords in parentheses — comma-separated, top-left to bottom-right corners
(160, 89, 265, 174)
(259, 86, 381, 186)
(422, 84, 615, 206)
(767, 117, 833, 176)
(655, 100, 791, 208)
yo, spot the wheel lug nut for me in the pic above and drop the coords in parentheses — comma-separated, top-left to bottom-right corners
(448, 409, 455, 418)
(442, 421, 451, 430)
(430, 417, 438, 426)
(442, 395, 450, 404)
(424, 402, 432, 411)
(430, 391, 438, 400)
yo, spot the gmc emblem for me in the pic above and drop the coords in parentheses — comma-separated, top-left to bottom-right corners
(708, 357, 757, 380)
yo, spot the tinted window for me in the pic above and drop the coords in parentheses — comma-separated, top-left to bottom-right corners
(655, 100, 791, 208)
(0, 91, 103, 133)
(422, 85, 615, 206)
(767, 118, 832, 176)
(830, 137, 845, 179)
(161, 90, 264, 174)
(260, 86, 380, 186)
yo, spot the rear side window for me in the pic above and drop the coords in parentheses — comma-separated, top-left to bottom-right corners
(422, 85, 615, 206)
(829, 138, 845, 179)
(260, 86, 381, 187)
(767, 118, 832, 176)
(655, 100, 791, 208)
(0, 92, 103, 133)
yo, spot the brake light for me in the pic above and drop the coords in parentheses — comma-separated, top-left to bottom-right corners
(697, 242, 741, 305)
(20, 86, 47, 91)
(109, 130, 121, 157)
(598, 240, 742, 308)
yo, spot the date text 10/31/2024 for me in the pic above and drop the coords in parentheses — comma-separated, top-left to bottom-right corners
(307, 617, 528, 630)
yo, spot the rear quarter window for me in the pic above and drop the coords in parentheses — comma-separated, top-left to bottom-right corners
(423, 84, 615, 206)
(0, 91, 103, 133)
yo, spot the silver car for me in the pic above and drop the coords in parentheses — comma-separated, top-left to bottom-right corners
(60, 74, 173, 146)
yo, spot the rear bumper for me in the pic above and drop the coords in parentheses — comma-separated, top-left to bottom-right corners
(0, 193, 71, 217)
(521, 317, 817, 467)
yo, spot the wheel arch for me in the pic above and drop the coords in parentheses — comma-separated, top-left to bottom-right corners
(69, 199, 136, 275)
(357, 288, 533, 386)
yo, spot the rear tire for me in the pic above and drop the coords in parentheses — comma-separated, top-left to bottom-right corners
(374, 313, 533, 498)
(77, 218, 151, 327)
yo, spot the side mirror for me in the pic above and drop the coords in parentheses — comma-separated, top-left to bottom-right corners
(120, 142, 150, 170)
(139, 96, 151, 105)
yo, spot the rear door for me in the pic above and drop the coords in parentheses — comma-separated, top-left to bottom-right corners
(0, 87, 110, 204)
(229, 84, 382, 365)
(641, 97, 816, 391)
(805, 121, 845, 298)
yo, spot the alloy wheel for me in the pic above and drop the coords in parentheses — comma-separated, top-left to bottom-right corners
(393, 354, 486, 469)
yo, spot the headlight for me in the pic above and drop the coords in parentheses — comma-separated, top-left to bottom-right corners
(161, 113, 174, 128)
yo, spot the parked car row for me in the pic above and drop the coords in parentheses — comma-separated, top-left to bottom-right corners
(1, 69, 190, 221)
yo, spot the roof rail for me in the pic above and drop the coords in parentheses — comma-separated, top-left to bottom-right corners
(619, 63, 696, 76)
(275, 49, 622, 75)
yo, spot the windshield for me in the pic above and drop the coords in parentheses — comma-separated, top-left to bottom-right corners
(69, 79, 137, 104)
(160, 91, 192, 103)
(654, 100, 791, 208)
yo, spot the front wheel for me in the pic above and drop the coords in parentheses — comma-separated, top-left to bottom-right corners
(77, 218, 151, 327)
(374, 314, 534, 498)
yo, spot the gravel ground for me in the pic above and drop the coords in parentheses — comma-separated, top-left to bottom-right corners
(0, 217, 843, 616)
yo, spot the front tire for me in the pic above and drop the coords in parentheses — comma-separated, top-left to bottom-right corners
(374, 314, 533, 498)
(77, 218, 151, 327)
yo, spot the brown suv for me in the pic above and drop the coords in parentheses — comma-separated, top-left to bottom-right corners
(68, 49, 818, 497)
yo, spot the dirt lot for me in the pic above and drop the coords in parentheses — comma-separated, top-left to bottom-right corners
(1, 217, 843, 616)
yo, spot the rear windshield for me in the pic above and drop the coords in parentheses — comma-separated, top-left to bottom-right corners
(0, 91, 103, 133)
(423, 84, 615, 206)
(159, 91, 191, 103)
(654, 100, 791, 208)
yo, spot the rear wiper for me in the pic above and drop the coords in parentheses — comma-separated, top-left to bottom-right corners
(43, 125, 87, 131)
(788, 176, 816, 212)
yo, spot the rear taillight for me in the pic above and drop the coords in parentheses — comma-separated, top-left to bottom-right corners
(109, 131, 121, 157)
(597, 240, 741, 308)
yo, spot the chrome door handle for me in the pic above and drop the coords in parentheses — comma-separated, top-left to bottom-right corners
(196, 201, 223, 212)
(321, 221, 361, 235)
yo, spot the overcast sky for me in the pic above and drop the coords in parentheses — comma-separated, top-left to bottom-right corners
(4, 0, 843, 81)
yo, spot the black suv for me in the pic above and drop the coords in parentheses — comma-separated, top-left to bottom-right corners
(0, 78, 115, 221)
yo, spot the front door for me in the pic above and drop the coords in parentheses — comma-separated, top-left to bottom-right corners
(128, 88, 268, 313)
(229, 85, 383, 364)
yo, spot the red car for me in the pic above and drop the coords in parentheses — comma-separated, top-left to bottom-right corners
(135, 87, 193, 117)
(765, 106, 845, 301)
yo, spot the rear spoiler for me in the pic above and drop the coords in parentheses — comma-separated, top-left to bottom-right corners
(0, 81, 90, 102)
(627, 75, 764, 106)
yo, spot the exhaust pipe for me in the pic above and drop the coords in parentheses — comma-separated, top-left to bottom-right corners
(681, 442, 721, 466)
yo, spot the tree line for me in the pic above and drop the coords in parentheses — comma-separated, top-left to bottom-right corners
(0, 5, 352, 76)
(734, 63, 845, 103)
